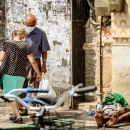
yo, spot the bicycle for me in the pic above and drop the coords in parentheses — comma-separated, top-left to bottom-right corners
(0, 84, 97, 130)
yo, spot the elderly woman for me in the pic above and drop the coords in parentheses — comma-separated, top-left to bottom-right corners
(0, 26, 41, 123)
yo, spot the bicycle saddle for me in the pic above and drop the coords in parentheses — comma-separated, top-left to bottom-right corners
(34, 94, 58, 105)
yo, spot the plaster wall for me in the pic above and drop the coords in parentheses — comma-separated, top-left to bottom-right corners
(5, 0, 72, 107)
(111, 45, 130, 103)
(0, 0, 5, 47)
(110, 0, 130, 104)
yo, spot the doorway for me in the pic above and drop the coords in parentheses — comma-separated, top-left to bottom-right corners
(72, 0, 90, 108)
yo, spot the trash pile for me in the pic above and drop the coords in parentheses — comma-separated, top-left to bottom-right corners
(83, 104, 96, 116)
(84, 93, 128, 116)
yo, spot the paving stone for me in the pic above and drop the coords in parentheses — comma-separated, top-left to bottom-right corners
(0, 107, 130, 129)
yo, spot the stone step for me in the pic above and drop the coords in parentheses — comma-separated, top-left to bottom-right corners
(76, 102, 99, 111)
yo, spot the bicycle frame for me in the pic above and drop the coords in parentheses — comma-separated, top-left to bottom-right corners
(0, 88, 76, 130)
(0, 84, 96, 130)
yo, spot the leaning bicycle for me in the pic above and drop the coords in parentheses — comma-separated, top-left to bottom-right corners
(0, 84, 97, 130)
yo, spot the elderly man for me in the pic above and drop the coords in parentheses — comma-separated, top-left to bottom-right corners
(95, 106, 130, 127)
(19, 14, 50, 114)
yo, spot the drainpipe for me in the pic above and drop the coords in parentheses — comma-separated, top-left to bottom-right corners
(89, 9, 111, 26)
(99, 16, 103, 102)
(86, 0, 111, 102)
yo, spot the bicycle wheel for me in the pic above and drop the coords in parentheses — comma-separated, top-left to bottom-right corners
(39, 110, 87, 130)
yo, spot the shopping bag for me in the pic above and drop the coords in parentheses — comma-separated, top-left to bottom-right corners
(38, 73, 56, 96)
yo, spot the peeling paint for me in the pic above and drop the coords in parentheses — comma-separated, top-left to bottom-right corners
(53, 40, 62, 46)
(62, 58, 67, 67)
(66, 49, 69, 52)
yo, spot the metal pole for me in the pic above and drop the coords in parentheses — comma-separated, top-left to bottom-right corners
(100, 16, 103, 102)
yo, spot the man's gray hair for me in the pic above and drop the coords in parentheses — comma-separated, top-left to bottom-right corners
(23, 14, 37, 23)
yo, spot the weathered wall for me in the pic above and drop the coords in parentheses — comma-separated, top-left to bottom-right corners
(84, 0, 130, 104)
(110, 0, 130, 104)
(0, 0, 5, 47)
(83, 17, 112, 102)
(5, 0, 72, 108)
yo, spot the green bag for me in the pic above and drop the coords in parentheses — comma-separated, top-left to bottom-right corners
(101, 93, 128, 107)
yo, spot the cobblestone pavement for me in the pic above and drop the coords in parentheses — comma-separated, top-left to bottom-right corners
(0, 106, 33, 128)
(0, 106, 130, 129)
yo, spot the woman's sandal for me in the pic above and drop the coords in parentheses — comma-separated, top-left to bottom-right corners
(14, 118, 23, 123)
(9, 116, 16, 120)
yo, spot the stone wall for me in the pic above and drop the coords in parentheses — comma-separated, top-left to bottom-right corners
(5, 0, 72, 108)
(83, 18, 112, 102)
(0, 0, 5, 47)
(83, 24, 97, 102)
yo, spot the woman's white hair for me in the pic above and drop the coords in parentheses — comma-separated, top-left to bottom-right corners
(13, 26, 29, 36)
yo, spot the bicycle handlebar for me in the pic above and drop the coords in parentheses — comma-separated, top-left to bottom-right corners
(30, 89, 49, 93)
(7, 88, 49, 94)
(75, 86, 97, 93)
(1, 85, 97, 113)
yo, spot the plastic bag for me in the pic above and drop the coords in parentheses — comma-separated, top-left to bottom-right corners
(38, 73, 56, 96)
(0, 61, 2, 66)
(83, 104, 91, 113)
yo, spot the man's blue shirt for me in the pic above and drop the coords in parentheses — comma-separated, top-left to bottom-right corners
(25, 27, 50, 59)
